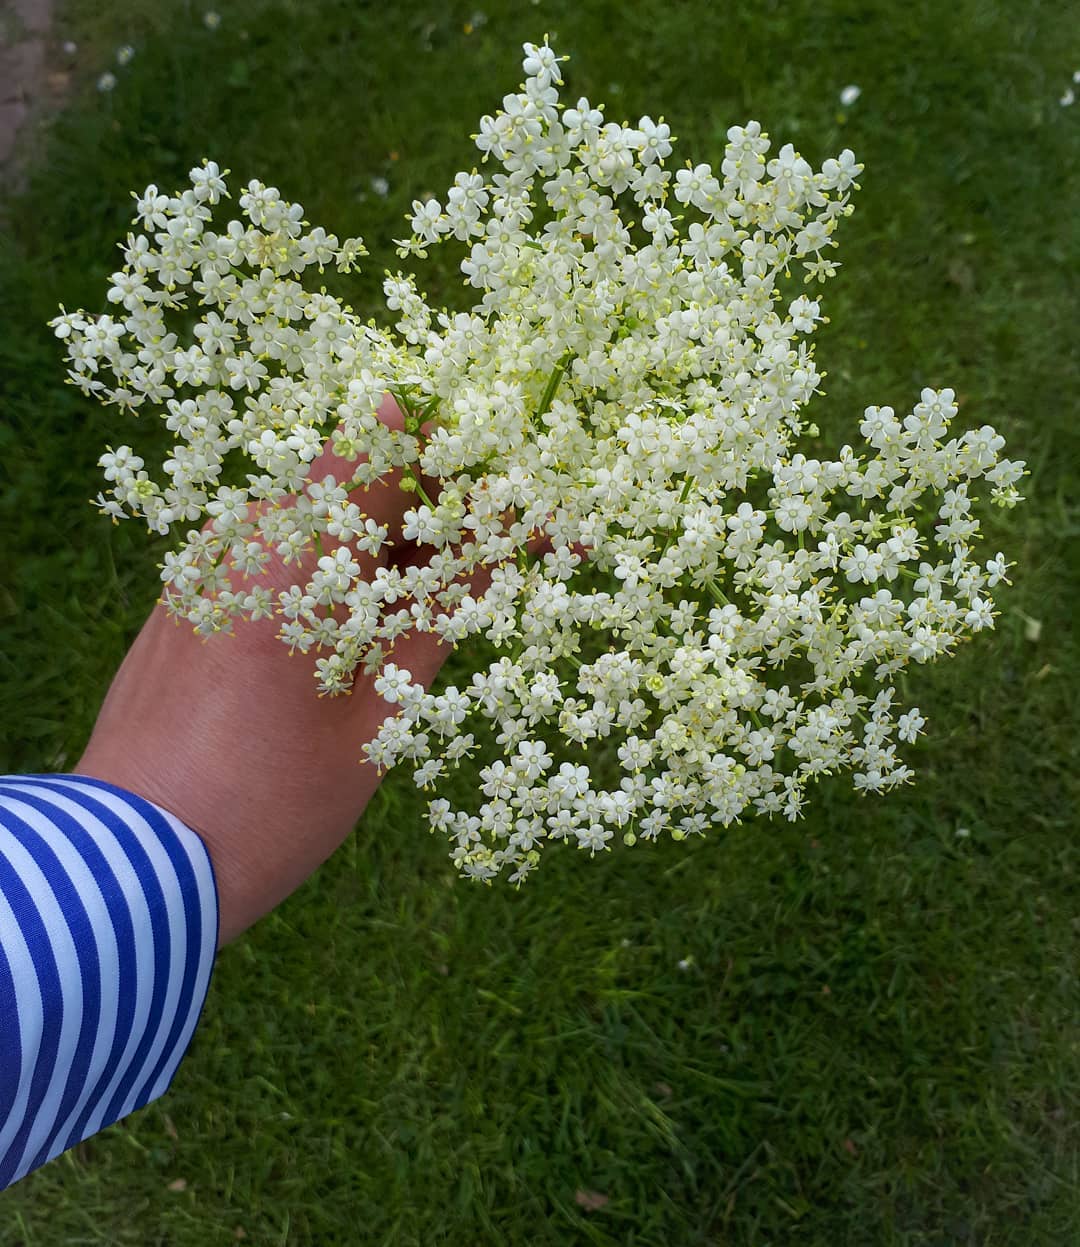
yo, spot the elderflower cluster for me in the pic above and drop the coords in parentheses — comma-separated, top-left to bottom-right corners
(52, 38, 1025, 885)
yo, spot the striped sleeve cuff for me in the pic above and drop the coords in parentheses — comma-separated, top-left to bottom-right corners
(0, 773, 218, 1190)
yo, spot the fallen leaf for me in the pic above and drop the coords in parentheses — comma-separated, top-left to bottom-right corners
(575, 1189, 609, 1212)
(166, 1178, 187, 1192)
(163, 1114, 178, 1141)
(653, 1081, 673, 1099)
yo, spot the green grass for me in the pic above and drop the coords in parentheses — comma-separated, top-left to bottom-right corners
(2, 0, 1079, 1242)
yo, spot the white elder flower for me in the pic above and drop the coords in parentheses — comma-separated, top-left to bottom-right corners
(410, 197, 445, 244)
(985, 551, 1010, 587)
(821, 148, 862, 191)
(522, 40, 564, 88)
(374, 664, 416, 705)
(59, 35, 1025, 885)
(962, 424, 1005, 469)
(674, 163, 721, 210)
(843, 543, 884, 581)
(897, 709, 926, 743)
(964, 598, 994, 631)
(637, 115, 674, 165)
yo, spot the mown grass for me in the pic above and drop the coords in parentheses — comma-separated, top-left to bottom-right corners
(1, 0, 1079, 1242)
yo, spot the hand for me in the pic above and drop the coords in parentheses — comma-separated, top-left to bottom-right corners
(75, 396, 461, 947)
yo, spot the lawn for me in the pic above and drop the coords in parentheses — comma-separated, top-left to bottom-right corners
(1, 0, 1078, 1242)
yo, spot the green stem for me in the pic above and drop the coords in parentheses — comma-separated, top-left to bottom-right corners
(658, 475, 697, 561)
(536, 352, 573, 423)
(507, 356, 572, 590)
(404, 463, 437, 510)
(705, 577, 731, 606)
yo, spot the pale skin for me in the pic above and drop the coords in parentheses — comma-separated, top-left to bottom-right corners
(75, 396, 541, 947)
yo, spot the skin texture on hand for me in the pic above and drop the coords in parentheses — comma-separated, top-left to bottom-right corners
(75, 397, 463, 948)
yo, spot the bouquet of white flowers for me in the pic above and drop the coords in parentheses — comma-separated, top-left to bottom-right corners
(53, 38, 1024, 884)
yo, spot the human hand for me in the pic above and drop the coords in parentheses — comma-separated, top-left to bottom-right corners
(75, 396, 487, 947)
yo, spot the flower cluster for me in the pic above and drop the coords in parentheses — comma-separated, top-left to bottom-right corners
(52, 39, 1025, 884)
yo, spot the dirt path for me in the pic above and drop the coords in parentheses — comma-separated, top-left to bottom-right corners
(1, 0, 57, 180)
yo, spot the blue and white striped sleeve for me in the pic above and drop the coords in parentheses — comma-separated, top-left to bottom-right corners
(0, 773, 218, 1190)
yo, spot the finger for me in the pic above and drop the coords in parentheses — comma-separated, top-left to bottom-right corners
(374, 507, 556, 691)
(307, 394, 445, 559)
(210, 395, 431, 609)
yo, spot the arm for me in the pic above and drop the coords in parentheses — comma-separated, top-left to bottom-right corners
(0, 397, 453, 1188)
(0, 774, 216, 1189)
(2, 396, 539, 1187)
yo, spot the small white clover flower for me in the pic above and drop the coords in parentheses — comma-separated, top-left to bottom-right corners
(116, 44, 135, 66)
(839, 84, 861, 108)
(97, 71, 117, 92)
(203, 11, 221, 30)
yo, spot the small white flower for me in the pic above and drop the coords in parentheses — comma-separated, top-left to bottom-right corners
(839, 84, 861, 108)
(97, 71, 117, 92)
(985, 551, 1010, 587)
(62, 40, 77, 56)
(1061, 87, 1076, 107)
(964, 598, 994, 631)
(374, 663, 416, 705)
(56, 35, 1025, 887)
(203, 11, 221, 29)
(116, 44, 135, 66)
